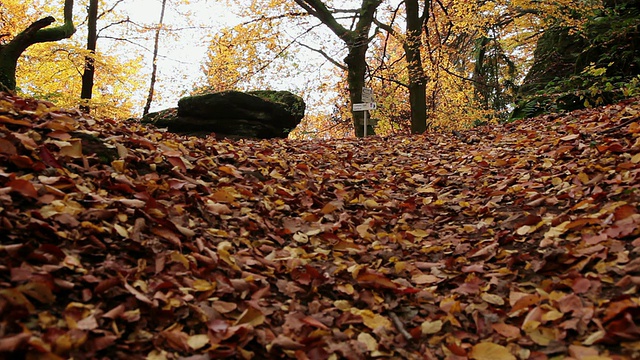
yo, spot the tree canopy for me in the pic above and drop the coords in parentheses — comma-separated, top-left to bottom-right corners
(0, 0, 638, 136)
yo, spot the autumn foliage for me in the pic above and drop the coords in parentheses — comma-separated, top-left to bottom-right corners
(1, 91, 640, 359)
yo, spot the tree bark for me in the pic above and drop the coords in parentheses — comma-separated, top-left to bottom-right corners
(373, 0, 429, 134)
(404, 0, 428, 133)
(0, 0, 75, 91)
(80, 0, 98, 112)
(143, 0, 168, 116)
(293, 0, 382, 137)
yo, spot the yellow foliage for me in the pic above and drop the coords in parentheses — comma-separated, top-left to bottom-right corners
(6, 0, 146, 119)
(17, 42, 145, 119)
(0, 0, 40, 37)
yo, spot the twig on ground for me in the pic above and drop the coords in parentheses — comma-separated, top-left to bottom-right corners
(390, 311, 413, 341)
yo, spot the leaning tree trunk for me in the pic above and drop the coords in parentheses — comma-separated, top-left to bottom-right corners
(143, 0, 168, 116)
(0, 0, 75, 91)
(80, 0, 98, 112)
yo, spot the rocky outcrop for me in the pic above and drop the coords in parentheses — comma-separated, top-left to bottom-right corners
(142, 90, 305, 139)
(511, 0, 640, 120)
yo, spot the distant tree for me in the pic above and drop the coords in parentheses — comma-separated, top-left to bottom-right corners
(374, 0, 429, 134)
(292, 0, 383, 137)
(13, 0, 145, 118)
(80, 0, 98, 112)
(0, 0, 75, 91)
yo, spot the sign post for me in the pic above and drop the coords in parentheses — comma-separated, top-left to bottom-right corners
(353, 87, 375, 137)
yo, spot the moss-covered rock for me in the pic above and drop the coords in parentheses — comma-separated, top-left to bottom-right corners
(142, 90, 306, 139)
(512, 0, 640, 120)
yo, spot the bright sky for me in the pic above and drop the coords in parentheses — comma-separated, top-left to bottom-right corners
(117, 0, 341, 117)
(117, 0, 243, 113)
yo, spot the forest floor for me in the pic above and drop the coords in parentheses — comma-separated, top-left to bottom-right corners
(1, 92, 640, 359)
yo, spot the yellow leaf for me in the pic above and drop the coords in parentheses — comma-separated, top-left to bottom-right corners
(112, 159, 125, 173)
(235, 307, 265, 327)
(356, 223, 371, 238)
(481, 293, 505, 306)
(293, 232, 309, 243)
(560, 134, 579, 141)
(351, 309, 392, 330)
(577, 172, 590, 184)
(169, 252, 190, 268)
(516, 225, 531, 235)
(469, 342, 516, 360)
(147, 349, 169, 360)
(407, 229, 430, 238)
(59, 139, 83, 158)
(528, 327, 556, 346)
(364, 199, 379, 209)
(334, 300, 351, 311)
(583, 330, 606, 345)
(187, 334, 210, 350)
(357, 332, 378, 351)
(192, 279, 215, 292)
(421, 320, 443, 335)
(542, 309, 564, 322)
(113, 223, 129, 238)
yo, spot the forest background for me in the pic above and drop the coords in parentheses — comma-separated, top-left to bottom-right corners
(1, 0, 639, 138)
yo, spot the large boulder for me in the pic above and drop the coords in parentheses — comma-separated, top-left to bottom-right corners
(142, 90, 305, 139)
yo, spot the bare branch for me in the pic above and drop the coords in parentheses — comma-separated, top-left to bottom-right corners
(295, 41, 347, 70)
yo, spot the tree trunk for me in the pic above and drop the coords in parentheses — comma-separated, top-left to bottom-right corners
(143, 0, 168, 116)
(345, 39, 369, 137)
(80, 0, 98, 112)
(293, 0, 382, 137)
(0, 0, 75, 91)
(404, 0, 428, 134)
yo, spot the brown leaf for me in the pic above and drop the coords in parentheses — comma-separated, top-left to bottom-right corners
(8, 179, 38, 198)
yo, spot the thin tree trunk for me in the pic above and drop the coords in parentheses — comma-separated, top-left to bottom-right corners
(0, 0, 75, 91)
(80, 0, 98, 112)
(143, 0, 168, 116)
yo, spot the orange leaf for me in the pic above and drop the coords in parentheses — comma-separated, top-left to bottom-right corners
(10, 155, 34, 169)
(614, 204, 637, 221)
(492, 323, 521, 338)
(218, 165, 242, 177)
(8, 179, 38, 198)
(211, 188, 236, 203)
(510, 294, 540, 314)
(301, 316, 329, 330)
(357, 271, 399, 290)
(0, 115, 31, 126)
(603, 299, 638, 323)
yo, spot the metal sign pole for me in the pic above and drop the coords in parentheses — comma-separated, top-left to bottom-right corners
(364, 110, 368, 137)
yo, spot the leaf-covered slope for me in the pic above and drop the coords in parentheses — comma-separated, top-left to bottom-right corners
(1, 92, 639, 359)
